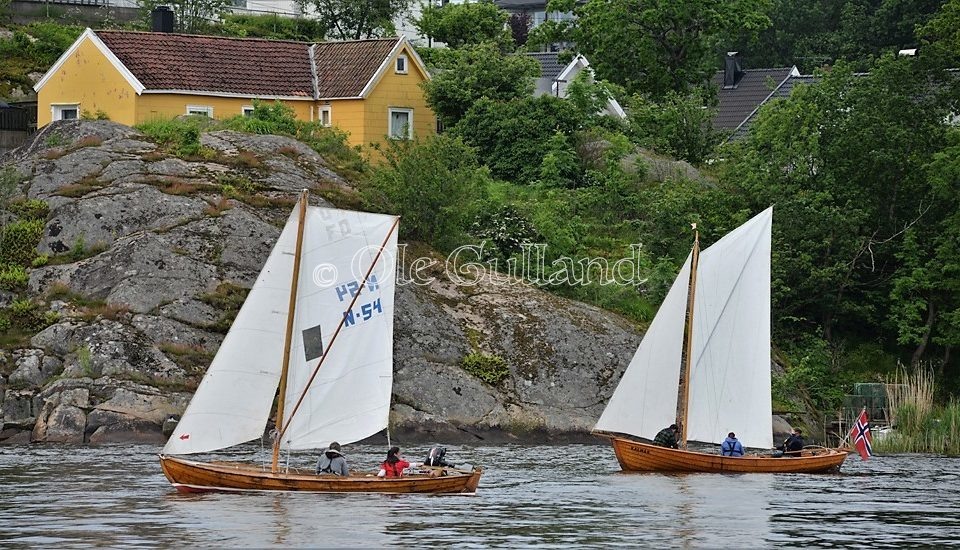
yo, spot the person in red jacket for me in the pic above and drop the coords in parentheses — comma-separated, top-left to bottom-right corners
(380, 446, 411, 477)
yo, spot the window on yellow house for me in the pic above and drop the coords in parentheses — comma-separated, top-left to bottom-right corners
(242, 105, 255, 117)
(395, 55, 408, 74)
(320, 105, 331, 127)
(187, 105, 213, 117)
(52, 104, 79, 121)
(389, 108, 413, 140)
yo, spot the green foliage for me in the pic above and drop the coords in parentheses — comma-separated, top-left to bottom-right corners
(222, 100, 299, 135)
(730, 0, 945, 73)
(0, 218, 43, 267)
(0, 23, 83, 73)
(220, 13, 328, 41)
(0, 264, 28, 291)
(294, 0, 406, 40)
(469, 203, 540, 262)
(7, 199, 49, 221)
(451, 95, 582, 184)
(539, 0, 771, 97)
(627, 89, 719, 164)
(421, 43, 540, 127)
(537, 131, 581, 188)
(0, 167, 21, 205)
(6, 298, 57, 333)
(413, 1, 510, 48)
(461, 352, 510, 385)
(136, 116, 212, 158)
(772, 335, 849, 412)
(363, 135, 491, 248)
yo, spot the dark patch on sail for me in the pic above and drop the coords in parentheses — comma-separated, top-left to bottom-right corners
(302, 325, 323, 362)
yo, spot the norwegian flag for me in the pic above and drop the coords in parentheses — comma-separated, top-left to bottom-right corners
(848, 408, 873, 460)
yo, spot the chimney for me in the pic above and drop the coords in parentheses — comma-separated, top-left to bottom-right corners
(723, 51, 743, 88)
(151, 6, 175, 33)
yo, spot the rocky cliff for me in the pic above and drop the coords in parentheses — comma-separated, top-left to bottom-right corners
(0, 120, 642, 446)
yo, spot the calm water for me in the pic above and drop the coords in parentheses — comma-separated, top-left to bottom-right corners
(1, 443, 958, 547)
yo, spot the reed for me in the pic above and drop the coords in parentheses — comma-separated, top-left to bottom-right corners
(875, 365, 960, 455)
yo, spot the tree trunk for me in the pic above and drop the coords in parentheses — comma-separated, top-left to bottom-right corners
(910, 301, 936, 367)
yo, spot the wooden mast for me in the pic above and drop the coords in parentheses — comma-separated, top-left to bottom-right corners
(677, 223, 700, 449)
(271, 189, 309, 473)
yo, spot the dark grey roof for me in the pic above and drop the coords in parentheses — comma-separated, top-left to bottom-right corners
(711, 67, 794, 129)
(495, 0, 550, 9)
(719, 73, 814, 141)
(527, 52, 564, 79)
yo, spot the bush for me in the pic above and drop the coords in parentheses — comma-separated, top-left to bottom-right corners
(7, 199, 49, 221)
(0, 218, 43, 266)
(0, 264, 28, 291)
(461, 352, 510, 385)
(627, 89, 720, 164)
(363, 135, 491, 248)
(451, 95, 582, 184)
(469, 203, 539, 262)
(6, 298, 57, 333)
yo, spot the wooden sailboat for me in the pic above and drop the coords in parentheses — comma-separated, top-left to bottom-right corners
(159, 191, 481, 493)
(595, 208, 848, 473)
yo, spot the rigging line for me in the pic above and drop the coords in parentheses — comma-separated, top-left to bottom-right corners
(277, 215, 401, 442)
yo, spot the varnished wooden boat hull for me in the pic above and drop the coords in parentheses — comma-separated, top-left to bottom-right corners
(159, 455, 482, 494)
(610, 437, 849, 473)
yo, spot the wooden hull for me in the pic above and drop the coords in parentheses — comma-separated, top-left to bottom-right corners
(609, 437, 849, 474)
(159, 455, 482, 494)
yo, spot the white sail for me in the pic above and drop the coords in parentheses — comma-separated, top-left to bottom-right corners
(594, 256, 691, 439)
(687, 207, 773, 448)
(280, 207, 398, 450)
(163, 208, 301, 455)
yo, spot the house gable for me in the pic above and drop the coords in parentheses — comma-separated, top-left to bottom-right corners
(711, 66, 799, 141)
(34, 28, 145, 95)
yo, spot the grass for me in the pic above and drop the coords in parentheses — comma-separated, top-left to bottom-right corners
(873, 366, 960, 455)
(158, 342, 214, 376)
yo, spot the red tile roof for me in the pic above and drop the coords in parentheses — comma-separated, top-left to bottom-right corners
(94, 31, 400, 99)
(314, 39, 399, 98)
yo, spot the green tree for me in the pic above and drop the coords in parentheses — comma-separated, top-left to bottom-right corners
(421, 43, 540, 127)
(451, 95, 582, 184)
(138, 0, 231, 33)
(720, 54, 954, 355)
(530, 0, 771, 97)
(627, 89, 719, 164)
(294, 0, 407, 40)
(413, 1, 509, 48)
(363, 135, 491, 247)
(219, 13, 328, 41)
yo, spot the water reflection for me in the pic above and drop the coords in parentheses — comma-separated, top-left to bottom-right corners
(1, 444, 960, 547)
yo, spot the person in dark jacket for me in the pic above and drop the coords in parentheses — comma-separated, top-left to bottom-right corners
(653, 424, 680, 449)
(380, 446, 411, 477)
(777, 428, 805, 456)
(721, 432, 745, 457)
(316, 441, 349, 476)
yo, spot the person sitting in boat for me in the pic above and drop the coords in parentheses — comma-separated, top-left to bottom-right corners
(316, 441, 349, 476)
(423, 446, 454, 468)
(721, 432, 745, 457)
(653, 424, 680, 449)
(379, 446, 411, 477)
(777, 428, 805, 457)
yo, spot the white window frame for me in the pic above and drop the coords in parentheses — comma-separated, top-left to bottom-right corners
(241, 105, 255, 117)
(186, 105, 213, 117)
(395, 54, 408, 74)
(388, 108, 413, 140)
(319, 105, 332, 127)
(52, 103, 80, 121)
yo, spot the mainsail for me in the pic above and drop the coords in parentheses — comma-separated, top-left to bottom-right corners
(164, 205, 398, 455)
(594, 208, 773, 449)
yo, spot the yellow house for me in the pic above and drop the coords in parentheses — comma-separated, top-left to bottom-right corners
(34, 29, 435, 148)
